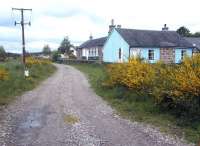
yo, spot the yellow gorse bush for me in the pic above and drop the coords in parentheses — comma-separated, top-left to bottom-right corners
(26, 57, 51, 67)
(0, 68, 9, 80)
(106, 57, 155, 91)
(152, 55, 200, 104)
(105, 55, 200, 108)
(176, 55, 200, 97)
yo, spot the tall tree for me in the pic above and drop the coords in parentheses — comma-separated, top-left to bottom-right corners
(0, 46, 6, 61)
(58, 36, 73, 54)
(52, 50, 60, 62)
(176, 26, 191, 37)
(43, 45, 51, 55)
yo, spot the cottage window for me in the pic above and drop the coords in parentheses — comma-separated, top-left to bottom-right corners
(148, 50, 154, 60)
(131, 48, 141, 57)
(181, 50, 187, 60)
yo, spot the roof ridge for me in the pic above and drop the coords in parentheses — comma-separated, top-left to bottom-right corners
(116, 28, 176, 32)
(84, 36, 107, 42)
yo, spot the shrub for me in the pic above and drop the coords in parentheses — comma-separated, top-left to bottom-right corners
(105, 57, 155, 92)
(26, 57, 51, 67)
(0, 46, 6, 62)
(152, 55, 200, 117)
(0, 68, 9, 80)
(105, 55, 200, 118)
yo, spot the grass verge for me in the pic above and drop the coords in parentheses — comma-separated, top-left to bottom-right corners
(72, 63, 199, 145)
(0, 59, 56, 105)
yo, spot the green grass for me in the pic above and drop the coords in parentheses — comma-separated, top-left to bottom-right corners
(72, 63, 199, 145)
(0, 59, 56, 105)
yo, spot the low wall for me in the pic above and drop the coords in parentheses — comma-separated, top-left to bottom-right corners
(57, 59, 102, 64)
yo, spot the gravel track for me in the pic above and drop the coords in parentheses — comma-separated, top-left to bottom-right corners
(0, 64, 193, 146)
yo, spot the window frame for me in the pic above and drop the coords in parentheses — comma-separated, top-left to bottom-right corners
(181, 49, 187, 60)
(148, 49, 154, 60)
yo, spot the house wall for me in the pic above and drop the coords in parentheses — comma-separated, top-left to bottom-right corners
(103, 29, 129, 62)
(193, 48, 200, 56)
(79, 47, 103, 61)
(160, 48, 175, 63)
(130, 48, 160, 63)
(77, 49, 82, 59)
(175, 48, 193, 63)
(98, 47, 103, 62)
(130, 48, 193, 64)
(81, 48, 89, 59)
(130, 48, 141, 57)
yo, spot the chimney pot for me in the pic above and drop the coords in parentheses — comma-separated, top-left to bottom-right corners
(111, 19, 114, 25)
(162, 24, 169, 31)
(89, 34, 93, 40)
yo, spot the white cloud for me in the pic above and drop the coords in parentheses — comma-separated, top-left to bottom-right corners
(0, 0, 200, 52)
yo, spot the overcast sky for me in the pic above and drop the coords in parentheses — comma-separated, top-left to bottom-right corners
(0, 0, 200, 53)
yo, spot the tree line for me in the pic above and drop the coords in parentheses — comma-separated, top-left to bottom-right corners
(0, 36, 74, 62)
(176, 26, 200, 37)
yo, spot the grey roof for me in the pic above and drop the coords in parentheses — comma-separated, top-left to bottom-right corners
(79, 37, 107, 49)
(116, 28, 194, 48)
(184, 37, 200, 50)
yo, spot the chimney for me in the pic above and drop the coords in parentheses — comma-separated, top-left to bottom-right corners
(89, 34, 93, 40)
(162, 24, 169, 31)
(108, 19, 116, 35)
(117, 25, 121, 28)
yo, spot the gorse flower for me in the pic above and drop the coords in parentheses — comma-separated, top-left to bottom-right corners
(0, 68, 9, 80)
(26, 57, 51, 67)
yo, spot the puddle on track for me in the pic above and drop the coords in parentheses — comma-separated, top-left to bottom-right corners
(20, 111, 43, 129)
(8, 106, 52, 145)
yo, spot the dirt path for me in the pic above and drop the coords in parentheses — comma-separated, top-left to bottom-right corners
(0, 64, 192, 146)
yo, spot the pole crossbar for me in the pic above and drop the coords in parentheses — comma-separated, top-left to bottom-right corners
(12, 8, 32, 11)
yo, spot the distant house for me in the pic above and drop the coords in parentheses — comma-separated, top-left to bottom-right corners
(70, 46, 77, 57)
(77, 19, 116, 62)
(59, 46, 78, 59)
(77, 36, 107, 62)
(184, 37, 200, 55)
(104, 26, 194, 63)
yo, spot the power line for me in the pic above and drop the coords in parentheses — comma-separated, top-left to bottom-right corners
(12, 8, 32, 76)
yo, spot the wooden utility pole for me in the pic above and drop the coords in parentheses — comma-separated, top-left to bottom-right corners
(12, 8, 32, 69)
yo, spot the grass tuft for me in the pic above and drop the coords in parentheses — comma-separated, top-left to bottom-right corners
(63, 114, 79, 125)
